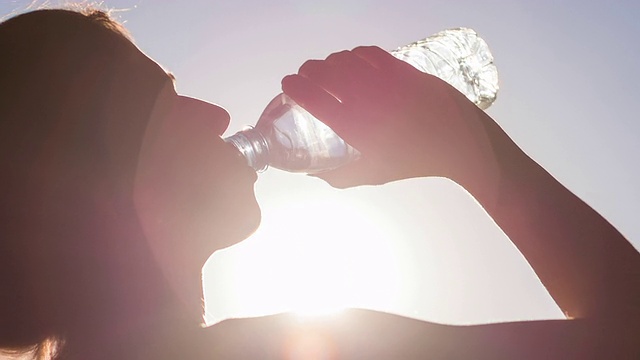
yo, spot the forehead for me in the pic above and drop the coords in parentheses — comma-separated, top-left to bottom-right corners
(129, 43, 175, 81)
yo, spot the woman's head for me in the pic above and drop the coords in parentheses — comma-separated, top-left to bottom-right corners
(0, 7, 259, 356)
(0, 7, 174, 351)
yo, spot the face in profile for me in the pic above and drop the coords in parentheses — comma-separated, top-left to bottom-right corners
(134, 69, 261, 265)
(0, 10, 261, 348)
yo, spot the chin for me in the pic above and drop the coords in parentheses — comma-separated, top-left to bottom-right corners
(216, 196, 261, 250)
(237, 200, 262, 239)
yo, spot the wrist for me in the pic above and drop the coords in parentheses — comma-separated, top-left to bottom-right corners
(450, 110, 529, 213)
(449, 110, 501, 195)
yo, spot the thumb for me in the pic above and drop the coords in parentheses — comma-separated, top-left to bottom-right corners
(308, 158, 391, 189)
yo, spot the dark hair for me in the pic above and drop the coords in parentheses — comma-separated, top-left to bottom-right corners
(0, 8, 187, 359)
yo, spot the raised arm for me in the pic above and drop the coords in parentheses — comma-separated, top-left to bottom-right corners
(280, 45, 640, 323)
(203, 46, 640, 359)
(459, 108, 640, 321)
(204, 309, 637, 359)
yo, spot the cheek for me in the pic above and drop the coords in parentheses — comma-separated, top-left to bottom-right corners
(206, 159, 262, 239)
(135, 135, 259, 252)
(137, 149, 230, 225)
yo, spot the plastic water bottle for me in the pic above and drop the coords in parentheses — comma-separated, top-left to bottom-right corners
(225, 28, 499, 173)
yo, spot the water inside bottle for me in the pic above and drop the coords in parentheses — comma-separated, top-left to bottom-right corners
(256, 94, 358, 173)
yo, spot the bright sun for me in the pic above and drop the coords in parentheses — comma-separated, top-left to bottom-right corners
(203, 190, 408, 324)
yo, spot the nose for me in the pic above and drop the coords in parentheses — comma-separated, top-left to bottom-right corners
(177, 95, 231, 135)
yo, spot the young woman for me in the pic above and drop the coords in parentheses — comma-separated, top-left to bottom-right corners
(0, 7, 638, 359)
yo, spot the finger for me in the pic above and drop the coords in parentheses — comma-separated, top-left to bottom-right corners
(298, 51, 379, 104)
(297, 59, 354, 103)
(324, 49, 378, 75)
(281, 74, 345, 131)
(352, 45, 415, 73)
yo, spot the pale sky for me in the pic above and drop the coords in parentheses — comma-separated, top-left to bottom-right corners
(2, 0, 639, 328)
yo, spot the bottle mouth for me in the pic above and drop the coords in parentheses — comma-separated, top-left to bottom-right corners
(224, 127, 269, 172)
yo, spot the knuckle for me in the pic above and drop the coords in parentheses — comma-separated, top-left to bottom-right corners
(351, 45, 374, 53)
(352, 45, 384, 56)
(325, 49, 352, 63)
(298, 59, 323, 76)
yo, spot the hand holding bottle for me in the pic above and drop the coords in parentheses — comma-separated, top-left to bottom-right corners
(225, 29, 498, 175)
(281, 45, 499, 188)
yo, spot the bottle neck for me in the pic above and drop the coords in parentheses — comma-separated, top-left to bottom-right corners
(224, 127, 270, 172)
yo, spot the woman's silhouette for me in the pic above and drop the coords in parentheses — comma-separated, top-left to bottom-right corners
(0, 7, 638, 359)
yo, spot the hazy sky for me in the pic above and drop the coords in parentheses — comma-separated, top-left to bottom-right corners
(2, 0, 639, 327)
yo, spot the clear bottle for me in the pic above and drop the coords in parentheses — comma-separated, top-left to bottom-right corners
(225, 28, 499, 173)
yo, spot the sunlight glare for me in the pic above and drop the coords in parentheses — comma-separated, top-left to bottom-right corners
(204, 192, 408, 323)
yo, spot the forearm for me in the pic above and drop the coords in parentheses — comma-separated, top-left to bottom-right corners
(205, 310, 639, 359)
(449, 319, 640, 360)
(459, 111, 640, 320)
